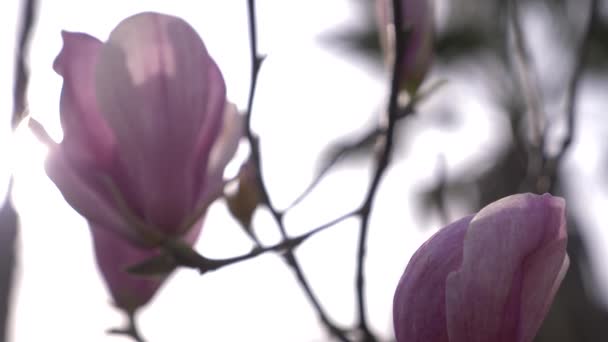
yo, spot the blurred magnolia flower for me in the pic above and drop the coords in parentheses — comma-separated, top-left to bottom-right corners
(393, 193, 569, 342)
(31, 12, 242, 311)
(376, 0, 434, 94)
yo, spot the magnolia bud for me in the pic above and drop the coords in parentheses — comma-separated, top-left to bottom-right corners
(376, 0, 435, 94)
(393, 193, 569, 342)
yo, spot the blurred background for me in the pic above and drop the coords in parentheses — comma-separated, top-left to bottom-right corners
(1, 0, 608, 341)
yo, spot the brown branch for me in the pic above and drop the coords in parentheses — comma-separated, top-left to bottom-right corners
(282, 79, 440, 213)
(168, 210, 356, 275)
(284, 127, 383, 212)
(283, 78, 442, 216)
(353, 0, 413, 340)
(125, 209, 354, 341)
(108, 310, 146, 342)
(242, 2, 349, 340)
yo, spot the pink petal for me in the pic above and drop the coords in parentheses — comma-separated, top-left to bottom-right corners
(95, 12, 226, 234)
(181, 215, 206, 247)
(90, 215, 205, 311)
(48, 155, 138, 243)
(90, 224, 166, 311)
(445, 193, 567, 342)
(30, 119, 139, 243)
(37, 33, 143, 244)
(518, 201, 568, 342)
(393, 215, 473, 342)
(54, 31, 115, 168)
(196, 102, 244, 204)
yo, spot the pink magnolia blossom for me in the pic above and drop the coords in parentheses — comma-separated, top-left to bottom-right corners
(376, 0, 435, 94)
(31, 12, 242, 310)
(393, 193, 569, 342)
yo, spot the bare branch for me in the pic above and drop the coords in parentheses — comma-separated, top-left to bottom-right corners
(242, 2, 349, 340)
(284, 127, 383, 212)
(108, 310, 146, 342)
(169, 210, 356, 275)
(353, 0, 415, 340)
(283, 79, 442, 213)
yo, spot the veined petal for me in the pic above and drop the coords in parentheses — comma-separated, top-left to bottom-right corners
(55, 31, 115, 168)
(518, 200, 568, 342)
(34, 145, 137, 246)
(196, 102, 244, 204)
(177, 103, 242, 237)
(517, 243, 569, 342)
(445, 193, 567, 342)
(32, 119, 145, 245)
(182, 215, 206, 247)
(90, 216, 205, 311)
(95, 12, 226, 234)
(393, 215, 472, 342)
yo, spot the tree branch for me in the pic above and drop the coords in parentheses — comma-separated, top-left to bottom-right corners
(242, 2, 349, 340)
(283, 78, 441, 213)
(353, 0, 413, 340)
(170, 210, 356, 275)
(284, 127, 383, 212)
(108, 310, 146, 342)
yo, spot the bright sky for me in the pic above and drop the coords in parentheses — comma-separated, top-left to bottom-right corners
(1, 1, 608, 341)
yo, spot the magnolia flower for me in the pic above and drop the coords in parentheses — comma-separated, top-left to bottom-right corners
(376, 0, 434, 94)
(393, 193, 569, 342)
(31, 12, 242, 310)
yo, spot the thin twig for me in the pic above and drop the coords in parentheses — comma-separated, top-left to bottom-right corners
(284, 127, 383, 212)
(283, 78, 441, 213)
(12, 0, 38, 128)
(242, 2, 349, 341)
(170, 210, 356, 275)
(107, 310, 146, 342)
(354, 0, 412, 340)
